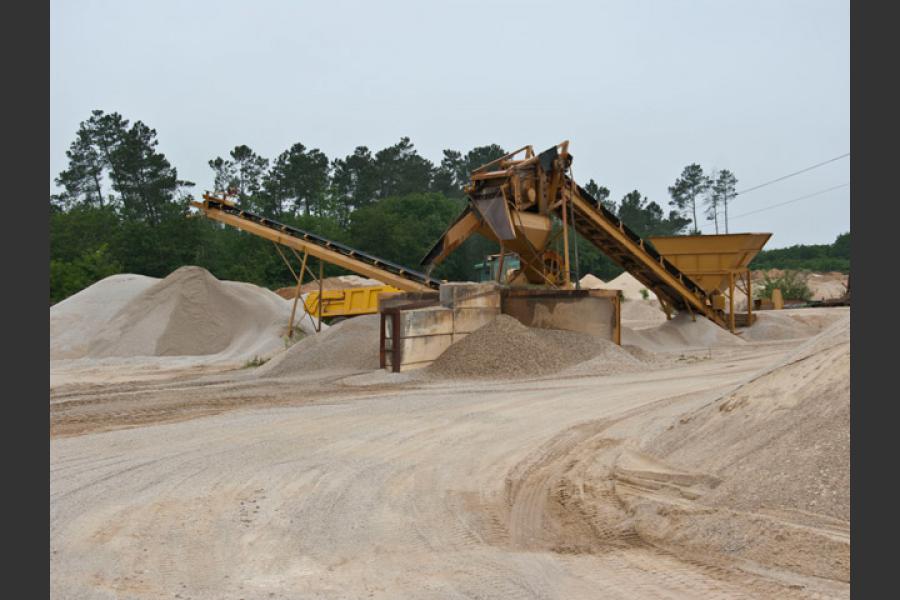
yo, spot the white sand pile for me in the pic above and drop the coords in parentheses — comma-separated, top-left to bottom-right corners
(50, 274, 159, 359)
(621, 299, 666, 325)
(622, 313, 745, 352)
(604, 272, 658, 301)
(84, 266, 293, 359)
(335, 274, 383, 287)
(739, 311, 818, 341)
(257, 314, 382, 378)
(627, 315, 850, 580)
(52, 266, 313, 363)
(740, 308, 849, 342)
(578, 274, 606, 289)
(427, 315, 646, 379)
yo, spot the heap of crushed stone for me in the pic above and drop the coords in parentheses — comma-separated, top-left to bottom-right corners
(73, 266, 299, 360)
(622, 313, 745, 351)
(427, 314, 647, 379)
(257, 314, 382, 377)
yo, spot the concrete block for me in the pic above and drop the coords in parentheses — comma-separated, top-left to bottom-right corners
(452, 306, 501, 333)
(439, 282, 501, 309)
(501, 291, 619, 341)
(384, 333, 454, 367)
(386, 306, 453, 339)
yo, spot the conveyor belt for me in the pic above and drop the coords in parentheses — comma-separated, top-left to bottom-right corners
(192, 195, 440, 293)
(558, 182, 726, 327)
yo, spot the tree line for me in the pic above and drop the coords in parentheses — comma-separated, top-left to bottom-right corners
(51, 109, 785, 304)
(750, 232, 849, 273)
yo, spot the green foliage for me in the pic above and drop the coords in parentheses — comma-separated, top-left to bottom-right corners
(618, 190, 691, 238)
(57, 110, 805, 305)
(668, 164, 710, 234)
(750, 232, 850, 273)
(242, 355, 270, 368)
(349, 193, 476, 281)
(755, 270, 812, 301)
(567, 188, 690, 283)
(50, 244, 122, 304)
(710, 169, 737, 233)
(583, 179, 615, 212)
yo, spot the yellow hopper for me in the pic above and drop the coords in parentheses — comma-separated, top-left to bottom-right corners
(648, 233, 771, 330)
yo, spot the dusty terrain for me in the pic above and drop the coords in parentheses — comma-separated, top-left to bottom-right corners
(50, 273, 849, 599)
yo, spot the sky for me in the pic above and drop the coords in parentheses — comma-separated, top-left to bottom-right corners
(50, 0, 850, 249)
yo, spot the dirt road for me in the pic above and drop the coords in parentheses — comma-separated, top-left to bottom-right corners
(50, 342, 848, 599)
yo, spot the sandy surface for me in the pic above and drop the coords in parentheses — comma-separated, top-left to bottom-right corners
(50, 307, 850, 599)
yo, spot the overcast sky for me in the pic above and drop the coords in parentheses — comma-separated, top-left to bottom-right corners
(50, 0, 849, 248)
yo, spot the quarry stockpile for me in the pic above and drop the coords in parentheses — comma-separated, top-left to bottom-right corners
(50, 266, 314, 363)
(257, 314, 382, 377)
(426, 314, 646, 379)
(628, 314, 851, 580)
(50, 274, 159, 360)
(622, 312, 745, 351)
(580, 271, 658, 301)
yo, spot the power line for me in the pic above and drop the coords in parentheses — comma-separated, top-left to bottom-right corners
(735, 153, 850, 197)
(700, 182, 849, 230)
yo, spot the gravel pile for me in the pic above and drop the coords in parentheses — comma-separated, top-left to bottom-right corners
(257, 314, 382, 377)
(622, 313, 745, 351)
(427, 314, 646, 379)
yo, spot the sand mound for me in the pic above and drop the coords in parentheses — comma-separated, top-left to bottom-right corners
(807, 275, 848, 301)
(739, 311, 818, 341)
(50, 274, 159, 359)
(428, 315, 646, 379)
(625, 315, 850, 580)
(621, 299, 666, 324)
(622, 313, 745, 351)
(605, 272, 658, 301)
(257, 314, 382, 377)
(739, 308, 848, 342)
(578, 274, 606, 289)
(649, 315, 849, 518)
(80, 266, 296, 360)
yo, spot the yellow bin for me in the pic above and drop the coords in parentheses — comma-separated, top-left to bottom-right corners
(648, 233, 772, 295)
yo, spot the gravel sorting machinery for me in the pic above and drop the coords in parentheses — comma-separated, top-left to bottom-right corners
(192, 141, 770, 333)
(422, 141, 769, 331)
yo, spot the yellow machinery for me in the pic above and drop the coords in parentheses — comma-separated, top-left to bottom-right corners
(304, 285, 402, 319)
(192, 193, 439, 333)
(193, 142, 771, 334)
(422, 141, 770, 332)
(648, 233, 772, 330)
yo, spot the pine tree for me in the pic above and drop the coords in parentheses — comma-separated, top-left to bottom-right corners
(712, 169, 738, 234)
(703, 171, 719, 233)
(583, 179, 615, 213)
(668, 164, 710, 234)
